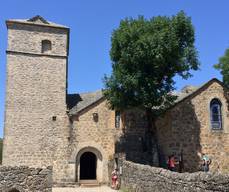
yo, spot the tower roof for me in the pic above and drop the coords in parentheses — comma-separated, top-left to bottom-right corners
(6, 15, 69, 29)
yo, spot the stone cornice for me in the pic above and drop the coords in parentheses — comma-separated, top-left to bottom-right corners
(6, 20, 70, 30)
(6, 50, 68, 59)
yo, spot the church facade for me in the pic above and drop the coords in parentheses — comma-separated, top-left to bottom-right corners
(2, 16, 229, 185)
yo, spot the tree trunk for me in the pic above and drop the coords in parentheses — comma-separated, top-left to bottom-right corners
(145, 108, 153, 164)
(146, 108, 152, 131)
(145, 108, 159, 166)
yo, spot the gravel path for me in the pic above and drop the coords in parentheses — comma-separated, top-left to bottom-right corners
(52, 186, 119, 192)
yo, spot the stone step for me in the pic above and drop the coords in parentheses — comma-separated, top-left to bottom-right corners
(53, 182, 80, 188)
(53, 186, 119, 192)
(79, 180, 100, 187)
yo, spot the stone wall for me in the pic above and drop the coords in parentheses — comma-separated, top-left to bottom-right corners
(60, 100, 118, 183)
(7, 22, 68, 56)
(0, 166, 52, 192)
(121, 161, 229, 192)
(156, 81, 229, 173)
(116, 109, 158, 165)
(61, 101, 158, 184)
(3, 19, 69, 169)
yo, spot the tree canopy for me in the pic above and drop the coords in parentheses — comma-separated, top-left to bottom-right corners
(214, 48, 229, 87)
(103, 11, 199, 115)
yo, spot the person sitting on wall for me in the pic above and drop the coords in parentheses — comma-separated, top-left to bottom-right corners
(111, 168, 119, 190)
(202, 153, 212, 172)
(167, 155, 176, 171)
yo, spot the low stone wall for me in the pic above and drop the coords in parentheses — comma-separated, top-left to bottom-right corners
(0, 166, 52, 192)
(121, 161, 229, 192)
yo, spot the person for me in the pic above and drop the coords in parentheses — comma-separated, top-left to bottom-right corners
(111, 169, 119, 189)
(167, 155, 176, 171)
(202, 154, 211, 172)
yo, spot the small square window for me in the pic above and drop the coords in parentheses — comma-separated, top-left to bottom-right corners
(52, 116, 57, 121)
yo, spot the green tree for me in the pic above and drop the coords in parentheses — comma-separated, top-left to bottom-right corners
(103, 11, 199, 157)
(214, 48, 229, 87)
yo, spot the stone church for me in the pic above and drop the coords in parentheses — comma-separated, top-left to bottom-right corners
(2, 16, 229, 185)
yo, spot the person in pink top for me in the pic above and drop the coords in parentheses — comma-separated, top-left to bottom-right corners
(111, 169, 119, 189)
(167, 155, 176, 171)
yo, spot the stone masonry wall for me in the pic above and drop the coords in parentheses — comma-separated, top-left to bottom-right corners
(3, 54, 68, 167)
(156, 82, 229, 173)
(0, 166, 52, 192)
(121, 161, 229, 192)
(58, 101, 158, 184)
(3, 21, 69, 168)
(73, 100, 116, 159)
(116, 109, 158, 165)
(60, 100, 118, 183)
(7, 23, 68, 56)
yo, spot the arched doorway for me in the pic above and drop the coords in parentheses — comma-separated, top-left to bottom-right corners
(80, 152, 97, 180)
(74, 146, 105, 183)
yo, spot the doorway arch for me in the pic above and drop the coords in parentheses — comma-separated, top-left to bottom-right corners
(75, 146, 103, 182)
(80, 152, 97, 180)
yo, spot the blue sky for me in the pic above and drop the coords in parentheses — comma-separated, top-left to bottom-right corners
(0, 0, 229, 137)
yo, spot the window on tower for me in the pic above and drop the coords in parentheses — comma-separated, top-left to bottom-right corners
(41, 40, 52, 53)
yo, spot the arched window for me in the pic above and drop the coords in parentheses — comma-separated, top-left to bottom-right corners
(41, 40, 52, 53)
(210, 99, 222, 130)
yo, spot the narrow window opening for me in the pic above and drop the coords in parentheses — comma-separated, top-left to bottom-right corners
(41, 40, 52, 53)
(92, 113, 99, 122)
(115, 111, 121, 128)
(210, 99, 222, 130)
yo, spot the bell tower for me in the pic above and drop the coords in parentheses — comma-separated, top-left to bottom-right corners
(3, 16, 69, 167)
